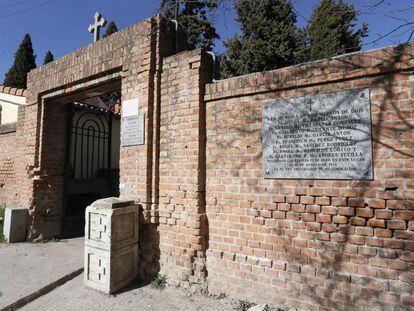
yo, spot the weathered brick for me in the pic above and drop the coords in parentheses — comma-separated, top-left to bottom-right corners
(301, 196, 315, 204)
(348, 198, 365, 207)
(387, 220, 406, 230)
(367, 219, 386, 228)
(355, 227, 373, 236)
(356, 208, 373, 218)
(350, 217, 366, 226)
(338, 207, 355, 216)
(367, 199, 386, 209)
(375, 210, 392, 219)
(332, 216, 348, 224)
(315, 197, 330, 206)
(395, 211, 414, 221)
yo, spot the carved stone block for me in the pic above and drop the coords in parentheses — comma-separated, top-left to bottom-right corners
(84, 198, 139, 293)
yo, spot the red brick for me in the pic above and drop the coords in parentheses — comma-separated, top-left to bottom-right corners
(322, 206, 337, 215)
(302, 213, 315, 222)
(300, 196, 315, 204)
(306, 223, 321, 232)
(331, 197, 347, 206)
(321, 224, 337, 232)
(387, 200, 408, 210)
(291, 204, 305, 213)
(395, 211, 414, 221)
(387, 220, 406, 230)
(400, 252, 414, 262)
(348, 198, 364, 207)
(356, 208, 373, 218)
(332, 216, 348, 224)
(379, 249, 397, 259)
(306, 205, 321, 213)
(402, 294, 414, 306)
(260, 210, 272, 218)
(374, 228, 393, 238)
(338, 207, 355, 216)
(400, 272, 414, 283)
(367, 219, 386, 228)
(355, 227, 373, 236)
(395, 230, 414, 239)
(383, 238, 404, 249)
(315, 197, 330, 206)
(367, 199, 385, 209)
(316, 214, 331, 223)
(375, 210, 392, 219)
(350, 217, 366, 226)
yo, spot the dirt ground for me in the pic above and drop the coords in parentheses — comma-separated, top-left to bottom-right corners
(21, 274, 241, 311)
(0, 238, 84, 310)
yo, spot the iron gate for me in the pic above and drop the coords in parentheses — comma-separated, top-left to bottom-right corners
(62, 103, 119, 237)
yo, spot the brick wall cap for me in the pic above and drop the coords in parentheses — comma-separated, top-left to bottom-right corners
(0, 85, 27, 97)
(210, 42, 414, 85)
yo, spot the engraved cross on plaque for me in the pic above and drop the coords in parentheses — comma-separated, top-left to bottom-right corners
(88, 12, 107, 42)
(97, 217, 107, 240)
(307, 99, 314, 111)
(97, 258, 106, 281)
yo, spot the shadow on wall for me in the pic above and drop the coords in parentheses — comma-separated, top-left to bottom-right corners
(138, 206, 161, 285)
(206, 44, 414, 309)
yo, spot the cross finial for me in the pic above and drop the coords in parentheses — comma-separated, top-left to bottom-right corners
(88, 12, 107, 42)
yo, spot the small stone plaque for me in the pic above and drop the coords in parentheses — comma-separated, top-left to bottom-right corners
(121, 114, 144, 146)
(262, 89, 373, 180)
(122, 99, 139, 118)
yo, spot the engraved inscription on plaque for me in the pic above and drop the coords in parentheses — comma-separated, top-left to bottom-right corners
(262, 89, 373, 180)
(121, 98, 144, 147)
(121, 114, 144, 146)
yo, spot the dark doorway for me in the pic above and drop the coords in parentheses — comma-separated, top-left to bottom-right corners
(62, 93, 121, 237)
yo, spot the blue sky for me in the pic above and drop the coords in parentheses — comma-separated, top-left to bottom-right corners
(0, 0, 413, 84)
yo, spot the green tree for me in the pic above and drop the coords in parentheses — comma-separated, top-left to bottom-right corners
(43, 50, 54, 65)
(3, 34, 36, 88)
(307, 0, 368, 61)
(160, 0, 220, 50)
(104, 21, 118, 37)
(220, 0, 300, 78)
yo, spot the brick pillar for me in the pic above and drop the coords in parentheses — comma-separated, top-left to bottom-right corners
(158, 49, 212, 290)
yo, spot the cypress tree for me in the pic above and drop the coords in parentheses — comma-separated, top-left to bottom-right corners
(43, 50, 54, 65)
(220, 0, 300, 78)
(308, 0, 368, 61)
(4, 34, 36, 89)
(104, 21, 118, 37)
(160, 0, 219, 51)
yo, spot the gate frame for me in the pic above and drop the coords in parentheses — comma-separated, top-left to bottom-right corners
(16, 16, 175, 240)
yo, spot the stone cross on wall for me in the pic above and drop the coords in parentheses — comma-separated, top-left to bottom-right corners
(88, 12, 107, 42)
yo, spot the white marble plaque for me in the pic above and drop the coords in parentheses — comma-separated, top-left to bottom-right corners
(122, 99, 139, 117)
(121, 114, 144, 146)
(262, 89, 373, 180)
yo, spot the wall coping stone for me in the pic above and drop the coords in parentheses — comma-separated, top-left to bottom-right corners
(0, 123, 17, 135)
(206, 43, 414, 101)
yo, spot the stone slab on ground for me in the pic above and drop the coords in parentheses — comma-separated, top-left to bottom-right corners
(3, 208, 28, 243)
(0, 238, 83, 309)
(21, 274, 235, 311)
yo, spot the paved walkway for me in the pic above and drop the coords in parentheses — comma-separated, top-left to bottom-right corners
(0, 239, 245, 311)
(20, 274, 234, 311)
(0, 238, 84, 310)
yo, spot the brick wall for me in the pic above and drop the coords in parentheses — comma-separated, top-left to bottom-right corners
(156, 50, 211, 289)
(204, 45, 414, 310)
(0, 123, 18, 209)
